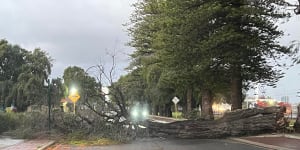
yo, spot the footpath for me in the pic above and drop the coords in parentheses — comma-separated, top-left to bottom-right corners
(0, 136, 54, 150)
(232, 133, 300, 150)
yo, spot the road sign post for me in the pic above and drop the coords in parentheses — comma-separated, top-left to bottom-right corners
(172, 97, 180, 118)
(68, 93, 80, 114)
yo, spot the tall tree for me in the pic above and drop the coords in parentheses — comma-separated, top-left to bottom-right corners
(0, 40, 53, 111)
(128, 0, 294, 117)
(203, 0, 292, 110)
(50, 77, 64, 107)
(0, 40, 27, 108)
(156, 0, 219, 117)
(127, 0, 177, 116)
(63, 66, 86, 95)
(0, 41, 52, 111)
(128, 0, 220, 117)
(62, 66, 99, 104)
(13, 48, 52, 110)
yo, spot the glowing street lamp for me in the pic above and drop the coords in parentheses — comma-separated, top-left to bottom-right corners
(70, 87, 78, 96)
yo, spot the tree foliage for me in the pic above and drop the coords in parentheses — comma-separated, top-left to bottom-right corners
(0, 39, 52, 111)
(63, 66, 100, 101)
(123, 0, 295, 118)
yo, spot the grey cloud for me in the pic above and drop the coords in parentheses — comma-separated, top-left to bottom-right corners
(0, 0, 136, 78)
(1, 0, 300, 102)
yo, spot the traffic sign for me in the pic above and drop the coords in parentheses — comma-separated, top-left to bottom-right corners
(172, 97, 180, 119)
(172, 97, 179, 104)
(68, 93, 80, 103)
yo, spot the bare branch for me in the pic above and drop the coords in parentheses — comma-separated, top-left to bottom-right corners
(82, 52, 130, 127)
(84, 100, 114, 120)
(109, 54, 116, 84)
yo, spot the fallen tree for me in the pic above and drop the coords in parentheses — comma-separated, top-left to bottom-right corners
(147, 107, 285, 138)
(294, 104, 300, 132)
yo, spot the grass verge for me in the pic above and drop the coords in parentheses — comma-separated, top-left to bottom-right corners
(60, 138, 120, 146)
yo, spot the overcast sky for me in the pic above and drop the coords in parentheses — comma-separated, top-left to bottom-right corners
(0, 0, 300, 103)
(0, 0, 137, 80)
(264, 10, 300, 103)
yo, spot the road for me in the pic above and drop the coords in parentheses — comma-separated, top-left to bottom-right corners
(51, 138, 265, 150)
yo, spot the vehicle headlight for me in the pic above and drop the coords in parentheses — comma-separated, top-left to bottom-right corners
(131, 108, 139, 119)
(142, 109, 149, 118)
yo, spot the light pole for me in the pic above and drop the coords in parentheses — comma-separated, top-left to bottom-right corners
(47, 79, 51, 132)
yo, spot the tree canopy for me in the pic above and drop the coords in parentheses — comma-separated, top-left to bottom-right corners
(0, 39, 52, 111)
(122, 0, 295, 118)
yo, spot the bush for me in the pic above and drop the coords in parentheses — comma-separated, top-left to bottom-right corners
(52, 111, 135, 142)
(1, 110, 135, 142)
(172, 112, 183, 119)
(52, 111, 91, 134)
(0, 112, 49, 138)
(184, 110, 201, 120)
(0, 112, 19, 134)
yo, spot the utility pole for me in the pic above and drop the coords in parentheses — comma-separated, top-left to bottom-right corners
(47, 79, 51, 133)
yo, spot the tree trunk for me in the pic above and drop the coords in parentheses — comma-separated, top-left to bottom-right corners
(186, 88, 192, 113)
(165, 103, 172, 117)
(231, 72, 242, 110)
(158, 106, 162, 116)
(153, 105, 159, 115)
(147, 107, 284, 138)
(159, 105, 164, 116)
(182, 98, 187, 115)
(201, 89, 214, 120)
(295, 0, 300, 15)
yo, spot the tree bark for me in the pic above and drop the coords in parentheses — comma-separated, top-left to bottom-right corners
(231, 72, 242, 110)
(295, 0, 300, 14)
(147, 107, 284, 138)
(159, 105, 164, 116)
(153, 105, 159, 115)
(165, 103, 172, 117)
(201, 89, 214, 120)
(186, 88, 192, 113)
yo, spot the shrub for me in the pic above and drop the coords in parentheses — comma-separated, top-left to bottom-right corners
(0, 112, 49, 138)
(1, 110, 136, 142)
(0, 112, 20, 134)
(52, 111, 135, 142)
(184, 110, 201, 120)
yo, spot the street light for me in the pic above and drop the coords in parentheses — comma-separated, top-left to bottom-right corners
(46, 79, 51, 133)
(70, 87, 78, 96)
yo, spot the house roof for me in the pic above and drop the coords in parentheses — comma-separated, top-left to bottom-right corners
(60, 98, 72, 103)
